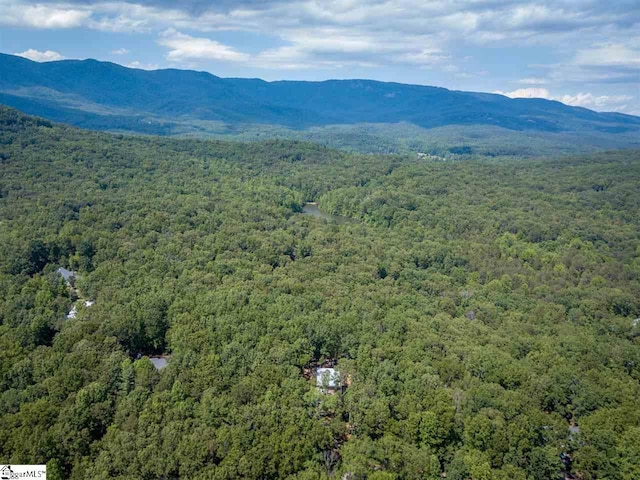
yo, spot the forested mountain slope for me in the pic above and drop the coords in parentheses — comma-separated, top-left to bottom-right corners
(1, 52, 639, 155)
(1, 106, 639, 479)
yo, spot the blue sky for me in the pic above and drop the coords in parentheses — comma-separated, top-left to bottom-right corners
(1, 0, 638, 114)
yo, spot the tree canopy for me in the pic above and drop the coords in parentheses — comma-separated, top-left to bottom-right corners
(1, 106, 639, 479)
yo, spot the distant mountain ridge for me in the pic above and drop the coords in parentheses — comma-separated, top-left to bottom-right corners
(0, 52, 639, 142)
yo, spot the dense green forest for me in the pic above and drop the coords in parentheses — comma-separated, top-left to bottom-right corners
(177, 121, 640, 158)
(1, 105, 639, 479)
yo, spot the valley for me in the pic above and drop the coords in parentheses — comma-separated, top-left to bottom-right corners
(1, 53, 639, 157)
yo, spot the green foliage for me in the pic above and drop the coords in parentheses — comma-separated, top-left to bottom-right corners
(1, 106, 639, 478)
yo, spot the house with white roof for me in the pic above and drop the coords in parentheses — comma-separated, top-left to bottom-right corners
(316, 367, 341, 393)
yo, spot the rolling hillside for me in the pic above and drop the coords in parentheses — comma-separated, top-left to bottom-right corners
(1, 52, 639, 153)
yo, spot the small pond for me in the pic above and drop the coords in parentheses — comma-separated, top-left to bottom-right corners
(302, 203, 357, 225)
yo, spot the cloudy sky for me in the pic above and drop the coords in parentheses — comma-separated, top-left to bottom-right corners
(1, 0, 638, 114)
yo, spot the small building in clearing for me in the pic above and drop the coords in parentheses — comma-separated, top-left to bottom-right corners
(316, 368, 341, 393)
(149, 356, 169, 370)
(66, 304, 78, 319)
(57, 267, 76, 284)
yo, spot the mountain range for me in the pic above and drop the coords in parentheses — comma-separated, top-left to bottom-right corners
(1, 52, 639, 153)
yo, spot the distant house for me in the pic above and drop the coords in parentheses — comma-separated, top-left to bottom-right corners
(316, 368, 341, 392)
(149, 356, 169, 370)
(57, 267, 76, 284)
(416, 152, 444, 161)
(66, 304, 77, 319)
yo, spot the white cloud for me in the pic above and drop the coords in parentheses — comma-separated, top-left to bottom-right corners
(90, 14, 148, 32)
(143, 0, 638, 80)
(126, 60, 160, 70)
(14, 49, 65, 62)
(155, 25, 448, 70)
(533, 39, 640, 86)
(558, 93, 633, 112)
(253, 45, 345, 70)
(2, 3, 90, 29)
(111, 48, 130, 55)
(494, 88, 637, 114)
(0, 0, 191, 32)
(158, 28, 249, 62)
(494, 88, 551, 99)
(518, 78, 548, 85)
(574, 43, 640, 68)
(1, 0, 638, 80)
(399, 48, 450, 67)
